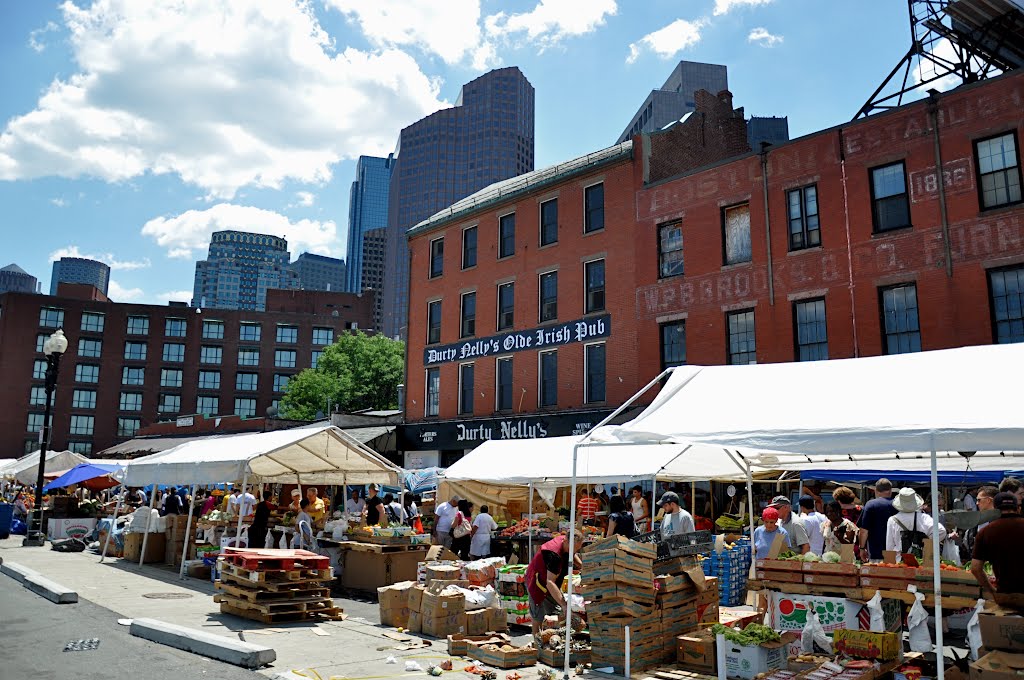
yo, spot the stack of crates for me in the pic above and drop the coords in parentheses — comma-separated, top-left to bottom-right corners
(700, 537, 752, 607)
(497, 564, 531, 627)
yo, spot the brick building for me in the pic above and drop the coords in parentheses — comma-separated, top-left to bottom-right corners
(400, 71, 1024, 466)
(0, 286, 374, 459)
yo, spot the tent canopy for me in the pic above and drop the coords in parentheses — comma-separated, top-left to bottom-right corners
(120, 425, 403, 487)
(7, 450, 91, 486)
(43, 463, 125, 493)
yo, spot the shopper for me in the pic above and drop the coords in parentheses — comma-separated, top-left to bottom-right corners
(344, 488, 365, 515)
(288, 488, 302, 513)
(659, 491, 695, 539)
(833, 486, 862, 524)
(971, 492, 1024, 597)
(451, 499, 474, 560)
(823, 500, 860, 553)
(798, 496, 827, 555)
(305, 487, 326, 525)
(525, 534, 582, 644)
(200, 490, 218, 516)
(434, 495, 460, 549)
(771, 496, 810, 554)
(248, 490, 273, 549)
(630, 486, 650, 532)
(576, 489, 599, 521)
(606, 495, 637, 538)
(364, 484, 386, 526)
(753, 507, 790, 559)
(163, 486, 184, 515)
(999, 478, 1024, 505)
(857, 478, 898, 561)
(965, 485, 999, 556)
(13, 492, 29, 521)
(383, 493, 407, 525)
(470, 505, 498, 559)
(293, 498, 314, 549)
(885, 487, 946, 558)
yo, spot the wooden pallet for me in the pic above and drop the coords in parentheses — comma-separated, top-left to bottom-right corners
(218, 602, 344, 624)
(218, 570, 332, 592)
(215, 580, 330, 603)
(214, 593, 338, 614)
(218, 560, 333, 583)
(221, 547, 331, 571)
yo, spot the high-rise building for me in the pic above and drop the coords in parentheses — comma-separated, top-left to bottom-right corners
(289, 252, 346, 292)
(381, 66, 535, 338)
(191, 230, 297, 311)
(346, 155, 394, 294)
(747, 116, 791, 149)
(361, 227, 387, 330)
(1, 264, 38, 294)
(50, 257, 110, 296)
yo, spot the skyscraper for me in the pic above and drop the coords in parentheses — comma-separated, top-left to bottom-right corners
(0, 264, 38, 294)
(617, 61, 729, 143)
(361, 227, 387, 330)
(381, 66, 535, 338)
(50, 257, 110, 296)
(346, 155, 394, 294)
(191, 230, 297, 311)
(289, 252, 346, 292)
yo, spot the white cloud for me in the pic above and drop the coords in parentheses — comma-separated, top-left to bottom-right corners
(0, 1, 446, 198)
(486, 0, 617, 50)
(627, 18, 706, 64)
(141, 203, 339, 259)
(713, 0, 773, 16)
(28, 21, 60, 52)
(48, 245, 151, 270)
(913, 38, 963, 93)
(748, 27, 783, 47)
(108, 279, 144, 301)
(155, 290, 193, 304)
(50, 197, 67, 207)
(295, 191, 315, 207)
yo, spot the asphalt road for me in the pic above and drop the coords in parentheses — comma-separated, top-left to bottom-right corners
(0, 575, 262, 680)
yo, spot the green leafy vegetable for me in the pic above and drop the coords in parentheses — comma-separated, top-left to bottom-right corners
(711, 623, 781, 645)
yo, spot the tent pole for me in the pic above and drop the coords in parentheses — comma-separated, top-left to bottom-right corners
(692, 481, 696, 517)
(931, 445, 945, 680)
(528, 481, 534, 559)
(746, 460, 756, 540)
(235, 471, 248, 548)
(139, 486, 157, 567)
(178, 482, 198, 579)
(564, 443, 581, 678)
(650, 477, 657, 532)
(99, 491, 123, 563)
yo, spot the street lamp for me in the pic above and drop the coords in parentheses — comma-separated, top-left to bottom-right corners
(23, 328, 68, 547)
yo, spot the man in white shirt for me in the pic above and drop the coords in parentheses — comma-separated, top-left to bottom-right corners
(659, 492, 695, 539)
(383, 494, 407, 525)
(471, 505, 499, 558)
(227, 488, 241, 515)
(798, 496, 827, 555)
(886, 488, 947, 555)
(344, 488, 365, 515)
(771, 496, 810, 555)
(434, 495, 460, 549)
(238, 488, 257, 517)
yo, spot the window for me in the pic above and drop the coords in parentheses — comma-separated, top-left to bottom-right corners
(497, 283, 514, 331)
(429, 237, 444, 278)
(234, 398, 257, 417)
(27, 413, 47, 433)
(460, 292, 476, 338)
(30, 386, 48, 407)
(78, 338, 102, 358)
(239, 322, 261, 342)
(158, 394, 181, 413)
(238, 348, 260, 366)
(275, 349, 296, 368)
(24, 439, 37, 454)
(584, 183, 605, 233)
(540, 198, 558, 246)
(312, 327, 333, 345)
(76, 364, 100, 383)
(165, 318, 187, 337)
(162, 342, 184, 362)
(496, 357, 513, 411)
(584, 259, 605, 313)
(723, 203, 752, 265)
(276, 325, 298, 343)
(198, 370, 220, 390)
(989, 265, 1024, 344)
(33, 359, 47, 380)
(117, 418, 140, 438)
(880, 284, 921, 354)
(787, 184, 821, 250)
(585, 343, 606, 404)
(201, 320, 224, 340)
(36, 333, 48, 353)
(161, 368, 183, 388)
(81, 312, 104, 333)
(539, 271, 558, 322)
(124, 342, 147, 360)
(119, 392, 142, 411)
(197, 396, 219, 416)
(122, 366, 144, 385)
(660, 321, 686, 369)
(794, 298, 829, 361)
(871, 162, 911, 232)
(427, 300, 442, 344)
(127, 315, 149, 335)
(311, 350, 323, 369)
(459, 363, 474, 415)
(658, 221, 684, 278)
(70, 415, 94, 436)
(200, 345, 222, 365)
(68, 441, 92, 454)
(72, 389, 96, 409)
(462, 226, 478, 269)
(976, 132, 1022, 209)
(727, 310, 757, 365)
(425, 367, 440, 417)
(39, 307, 64, 328)
(236, 372, 258, 391)
(498, 213, 516, 258)
(538, 350, 558, 407)
(273, 374, 290, 392)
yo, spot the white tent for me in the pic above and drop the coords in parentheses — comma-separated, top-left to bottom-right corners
(7, 450, 91, 486)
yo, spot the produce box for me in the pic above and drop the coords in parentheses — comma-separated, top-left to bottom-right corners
(860, 575, 916, 591)
(381, 606, 409, 628)
(720, 607, 763, 629)
(757, 559, 801, 572)
(378, 580, 417, 609)
(538, 645, 591, 667)
(916, 581, 983, 598)
(677, 628, 716, 672)
(766, 592, 902, 634)
(719, 631, 799, 680)
(978, 611, 1024, 652)
(859, 564, 918, 579)
(422, 612, 466, 638)
(803, 562, 859, 576)
(468, 642, 537, 669)
(917, 567, 981, 585)
(970, 650, 1024, 680)
(466, 608, 489, 635)
(123, 532, 166, 563)
(804, 573, 857, 588)
(448, 633, 509, 656)
(587, 597, 652, 618)
(832, 630, 901, 661)
(426, 564, 463, 583)
(757, 569, 804, 584)
(420, 583, 466, 619)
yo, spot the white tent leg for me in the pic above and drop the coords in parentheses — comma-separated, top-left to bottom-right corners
(235, 471, 248, 547)
(528, 481, 534, 558)
(99, 493, 123, 563)
(650, 477, 657, 532)
(746, 461, 756, 539)
(178, 482, 198, 579)
(564, 444, 581, 678)
(139, 487, 157, 567)
(931, 446, 945, 680)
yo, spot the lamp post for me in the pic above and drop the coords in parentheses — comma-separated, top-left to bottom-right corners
(23, 328, 68, 547)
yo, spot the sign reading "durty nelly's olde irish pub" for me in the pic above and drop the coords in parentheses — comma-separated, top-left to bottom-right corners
(423, 313, 611, 366)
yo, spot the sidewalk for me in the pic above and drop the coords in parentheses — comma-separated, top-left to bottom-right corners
(0, 536, 488, 678)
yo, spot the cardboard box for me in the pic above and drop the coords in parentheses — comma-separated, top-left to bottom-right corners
(677, 628, 716, 672)
(804, 573, 857, 588)
(720, 607, 763, 629)
(971, 650, 1024, 680)
(803, 562, 860, 576)
(978, 612, 1024, 653)
(448, 633, 510, 656)
(406, 610, 422, 634)
(407, 584, 425, 613)
(425, 545, 459, 561)
(123, 532, 166, 563)
(488, 606, 508, 632)
(186, 561, 212, 579)
(422, 612, 467, 638)
(421, 583, 466, 620)
(720, 632, 799, 680)
(378, 581, 417, 609)
(832, 629, 901, 661)
(466, 609, 489, 635)
(756, 558, 801, 572)
(342, 547, 421, 591)
(468, 642, 537, 669)
(861, 575, 916, 591)
(381, 607, 410, 628)
(767, 592, 901, 634)
(757, 569, 804, 584)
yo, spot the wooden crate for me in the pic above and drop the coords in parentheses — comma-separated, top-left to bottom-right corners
(467, 643, 537, 669)
(538, 646, 591, 667)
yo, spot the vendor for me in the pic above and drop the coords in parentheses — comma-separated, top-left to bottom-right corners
(823, 500, 860, 553)
(629, 486, 650, 532)
(972, 492, 1024, 597)
(288, 488, 302, 513)
(577, 489, 599, 522)
(525, 534, 583, 645)
(364, 483, 387, 527)
(753, 507, 790, 559)
(659, 491, 694, 538)
(305, 487, 326, 525)
(344, 488, 365, 515)
(248, 489, 274, 549)
(885, 487, 946, 557)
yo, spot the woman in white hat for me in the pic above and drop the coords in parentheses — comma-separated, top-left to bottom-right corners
(885, 487, 947, 557)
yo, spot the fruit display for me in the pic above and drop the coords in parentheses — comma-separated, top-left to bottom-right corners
(499, 519, 541, 537)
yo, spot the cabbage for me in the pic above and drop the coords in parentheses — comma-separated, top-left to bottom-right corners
(800, 552, 821, 562)
(822, 551, 841, 563)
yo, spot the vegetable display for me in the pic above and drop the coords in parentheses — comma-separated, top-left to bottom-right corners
(711, 623, 781, 645)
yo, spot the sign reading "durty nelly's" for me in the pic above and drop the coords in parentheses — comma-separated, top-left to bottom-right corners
(423, 313, 611, 366)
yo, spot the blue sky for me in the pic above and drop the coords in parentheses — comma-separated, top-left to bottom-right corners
(0, 0, 923, 304)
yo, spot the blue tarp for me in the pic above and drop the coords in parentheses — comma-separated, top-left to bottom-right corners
(404, 467, 444, 494)
(800, 469, 1021, 484)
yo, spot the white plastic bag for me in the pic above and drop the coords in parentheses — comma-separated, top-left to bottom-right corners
(802, 610, 831, 654)
(966, 598, 986, 661)
(866, 590, 885, 632)
(454, 585, 499, 611)
(385, 656, 397, 665)
(332, 518, 348, 540)
(265, 530, 274, 547)
(404, 661, 423, 672)
(278, 531, 289, 549)
(907, 587, 933, 653)
(942, 539, 961, 566)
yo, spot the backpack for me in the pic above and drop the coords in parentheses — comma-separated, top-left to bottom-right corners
(385, 504, 403, 525)
(895, 513, 928, 559)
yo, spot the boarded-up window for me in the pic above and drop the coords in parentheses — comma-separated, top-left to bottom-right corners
(723, 203, 752, 265)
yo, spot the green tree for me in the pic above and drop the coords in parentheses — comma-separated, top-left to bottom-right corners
(279, 331, 405, 420)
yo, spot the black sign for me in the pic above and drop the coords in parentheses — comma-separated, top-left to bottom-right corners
(423, 314, 611, 366)
(398, 409, 617, 451)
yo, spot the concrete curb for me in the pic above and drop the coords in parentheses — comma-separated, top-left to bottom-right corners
(129, 618, 276, 669)
(24, 573, 79, 604)
(0, 561, 39, 584)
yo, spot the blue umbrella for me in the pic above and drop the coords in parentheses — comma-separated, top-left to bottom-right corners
(43, 463, 123, 493)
